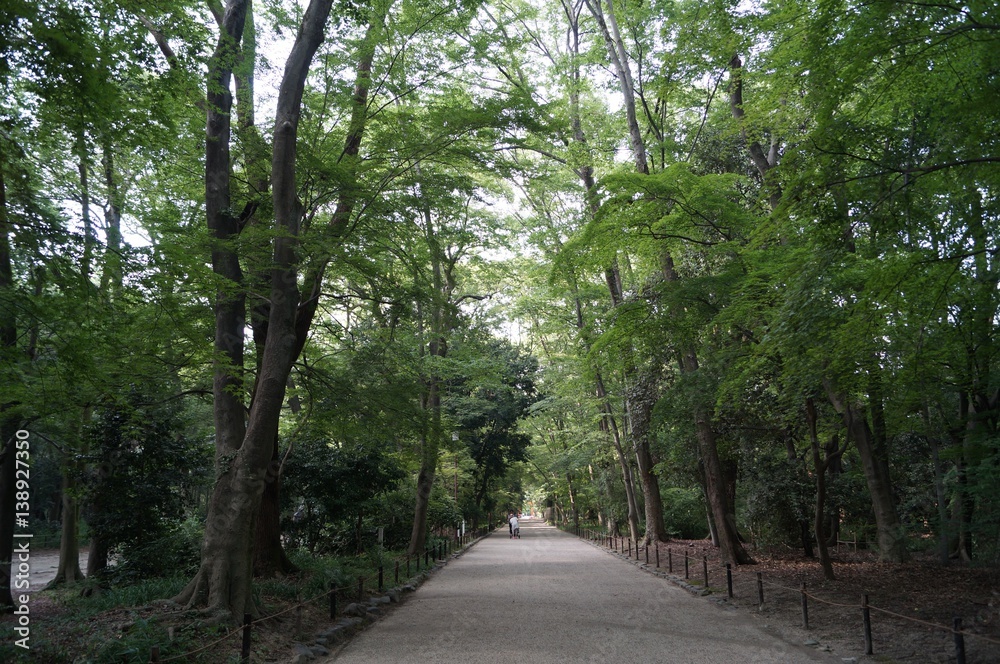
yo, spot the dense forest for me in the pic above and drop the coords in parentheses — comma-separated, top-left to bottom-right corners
(1, 0, 998, 648)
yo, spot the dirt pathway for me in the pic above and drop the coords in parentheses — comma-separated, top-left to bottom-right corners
(322, 519, 841, 663)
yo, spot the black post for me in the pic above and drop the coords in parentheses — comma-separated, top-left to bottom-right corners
(378, 565, 384, 591)
(756, 572, 764, 608)
(953, 617, 966, 664)
(726, 563, 733, 598)
(628, 538, 632, 557)
(800, 582, 809, 629)
(702, 555, 708, 588)
(645, 545, 649, 564)
(150, 645, 160, 663)
(684, 551, 689, 579)
(668, 548, 673, 573)
(329, 583, 337, 619)
(241, 614, 252, 663)
(395, 559, 400, 585)
(861, 594, 872, 655)
(655, 546, 660, 568)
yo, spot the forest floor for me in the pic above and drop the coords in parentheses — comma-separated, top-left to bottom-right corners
(5, 539, 1000, 663)
(651, 539, 1000, 663)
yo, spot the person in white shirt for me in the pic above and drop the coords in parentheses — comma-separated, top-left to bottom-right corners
(509, 514, 519, 538)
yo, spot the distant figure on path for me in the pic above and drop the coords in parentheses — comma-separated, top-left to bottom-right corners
(509, 514, 519, 538)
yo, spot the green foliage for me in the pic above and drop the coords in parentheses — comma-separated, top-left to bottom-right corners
(83, 389, 209, 581)
(282, 439, 405, 554)
(661, 487, 708, 540)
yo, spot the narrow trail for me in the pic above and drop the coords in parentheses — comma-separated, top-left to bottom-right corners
(323, 518, 839, 663)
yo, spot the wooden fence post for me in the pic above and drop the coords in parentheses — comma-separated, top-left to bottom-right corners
(953, 617, 966, 664)
(241, 613, 252, 663)
(150, 645, 159, 663)
(800, 582, 809, 629)
(702, 555, 708, 588)
(726, 563, 733, 598)
(861, 594, 872, 655)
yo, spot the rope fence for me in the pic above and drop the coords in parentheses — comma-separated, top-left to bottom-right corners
(572, 525, 1000, 664)
(146, 526, 492, 663)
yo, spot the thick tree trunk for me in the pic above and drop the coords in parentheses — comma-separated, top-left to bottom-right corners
(252, 429, 297, 577)
(662, 252, 751, 564)
(85, 454, 111, 578)
(175, 0, 334, 623)
(824, 382, 909, 562)
(250, 14, 380, 575)
(49, 469, 84, 587)
(686, 373, 752, 565)
(408, 373, 442, 555)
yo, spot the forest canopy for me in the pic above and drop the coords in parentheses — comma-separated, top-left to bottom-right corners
(1, 0, 998, 630)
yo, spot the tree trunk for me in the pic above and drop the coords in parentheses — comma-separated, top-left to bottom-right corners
(628, 369, 668, 544)
(806, 398, 835, 581)
(824, 382, 909, 562)
(687, 377, 752, 564)
(85, 455, 111, 577)
(663, 253, 752, 564)
(251, 427, 297, 577)
(559, 0, 644, 546)
(566, 473, 578, 529)
(249, 13, 381, 575)
(584, 0, 647, 174)
(0, 426, 16, 610)
(408, 362, 443, 555)
(99, 139, 123, 294)
(0, 154, 18, 610)
(174, 0, 334, 623)
(596, 374, 641, 544)
(49, 468, 84, 587)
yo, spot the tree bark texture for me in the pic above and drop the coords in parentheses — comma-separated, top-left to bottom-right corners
(628, 369, 668, 544)
(175, 0, 334, 622)
(824, 382, 909, 562)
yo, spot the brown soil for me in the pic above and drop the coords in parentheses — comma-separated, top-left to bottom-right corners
(647, 539, 1000, 664)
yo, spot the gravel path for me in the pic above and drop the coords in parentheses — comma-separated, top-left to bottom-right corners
(324, 518, 840, 663)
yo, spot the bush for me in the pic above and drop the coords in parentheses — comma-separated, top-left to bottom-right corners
(661, 487, 708, 539)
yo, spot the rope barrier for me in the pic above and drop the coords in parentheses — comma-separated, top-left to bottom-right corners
(578, 530, 1000, 653)
(151, 531, 488, 662)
